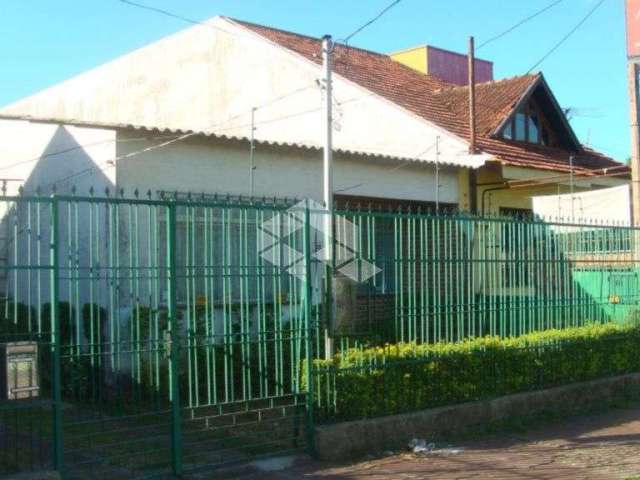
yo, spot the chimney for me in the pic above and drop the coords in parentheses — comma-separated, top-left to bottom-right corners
(390, 45, 493, 86)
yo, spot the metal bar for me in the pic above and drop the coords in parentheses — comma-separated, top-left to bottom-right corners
(303, 200, 315, 455)
(50, 196, 63, 472)
(167, 201, 183, 475)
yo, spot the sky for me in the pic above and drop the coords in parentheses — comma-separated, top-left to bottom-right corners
(0, 0, 630, 161)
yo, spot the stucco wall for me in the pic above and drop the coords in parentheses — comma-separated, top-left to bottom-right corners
(114, 132, 459, 204)
(0, 120, 116, 307)
(0, 119, 116, 195)
(1, 18, 481, 170)
(477, 164, 628, 216)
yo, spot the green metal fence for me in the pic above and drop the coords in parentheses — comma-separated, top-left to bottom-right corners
(335, 207, 640, 345)
(0, 192, 317, 479)
(0, 191, 638, 478)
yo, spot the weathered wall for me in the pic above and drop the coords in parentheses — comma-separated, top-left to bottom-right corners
(0, 120, 115, 306)
(0, 119, 115, 195)
(1, 18, 478, 169)
(114, 132, 459, 204)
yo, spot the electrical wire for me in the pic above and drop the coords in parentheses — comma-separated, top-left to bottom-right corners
(117, 0, 201, 25)
(42, 101, 333, 189)
(114, 0, 281, 45)
(527, 0, 607, 73)
(477, 0, 566, 51)
(4, 81, 318, 187)
(0, 133, 179, 174)
(339, 0, 402, 44)
(334, 140, 447, 193)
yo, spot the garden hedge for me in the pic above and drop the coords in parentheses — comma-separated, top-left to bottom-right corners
(309, 323, 640, 422)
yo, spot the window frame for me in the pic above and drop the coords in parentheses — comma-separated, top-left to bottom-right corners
(500, 101, 555, 147)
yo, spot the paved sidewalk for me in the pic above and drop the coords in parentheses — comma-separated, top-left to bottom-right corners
(225, 406, 640, 479)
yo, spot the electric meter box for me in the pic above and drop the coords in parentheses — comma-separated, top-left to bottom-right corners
(0, 342, 39, 400)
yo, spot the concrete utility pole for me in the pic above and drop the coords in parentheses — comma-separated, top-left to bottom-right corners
(468, 36, 477, 155)
(322, 35, 334, 225)
(626, 0, 640, 225)
(321, 34, 335, 360)
(629, 62, 640, 225)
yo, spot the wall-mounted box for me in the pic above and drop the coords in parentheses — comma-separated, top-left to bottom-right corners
(0, 342, 39, 400)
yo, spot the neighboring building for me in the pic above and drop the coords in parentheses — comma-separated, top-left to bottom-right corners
(0, 16, 627, 213)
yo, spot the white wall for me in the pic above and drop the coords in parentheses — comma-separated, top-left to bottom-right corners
(1, 18, 481, 170)
(0, 120, 116, 312)
(0, 119, 116, 195)
(115, 132, 459, 204)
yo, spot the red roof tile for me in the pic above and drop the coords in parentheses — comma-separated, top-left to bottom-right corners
(233, 18, 627, 176)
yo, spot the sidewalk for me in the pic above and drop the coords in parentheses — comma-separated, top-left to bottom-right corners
(229, 406, 640, 480)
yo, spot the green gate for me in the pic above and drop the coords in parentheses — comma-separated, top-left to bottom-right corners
(0, 193, 316, 479)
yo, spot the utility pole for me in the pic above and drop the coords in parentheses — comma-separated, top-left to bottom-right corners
(321, 34, 334, 360)
(249, 107, 257, 197)
(435, 136, 440, 212)
(626, 0, 640, 225)
(468, 36, 477, 154)
(629, 62, 640, 225)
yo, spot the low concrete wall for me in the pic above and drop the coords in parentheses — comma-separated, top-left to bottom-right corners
(314, 373, 640, 461)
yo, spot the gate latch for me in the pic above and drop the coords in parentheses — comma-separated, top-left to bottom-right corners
(163, 330, 172, 359)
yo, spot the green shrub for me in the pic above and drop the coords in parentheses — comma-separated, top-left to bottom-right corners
(308, 323, 640, 421)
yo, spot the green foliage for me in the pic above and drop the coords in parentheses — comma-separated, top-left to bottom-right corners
(310, 323, 640, 421)
(0, 300, 35, 337)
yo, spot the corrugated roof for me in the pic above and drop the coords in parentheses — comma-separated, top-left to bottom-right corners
(0, 114, 472, 168)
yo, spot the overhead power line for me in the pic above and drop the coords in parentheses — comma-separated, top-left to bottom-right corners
(527, 0, 606, 73)
(117, 0, 202, 26)
(114, 0, 269, 44)
(340, 0, 402, 44)
(477, 0, 566, 51)
(0, 83, 316, 175)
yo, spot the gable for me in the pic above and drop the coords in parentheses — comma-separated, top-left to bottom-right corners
(494, 76, 581, 151)
(1, 16, 623, 175)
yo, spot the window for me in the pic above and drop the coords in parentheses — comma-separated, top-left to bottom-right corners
(500, 100, 554, 147)
(515, 112, 526, 141)
(503, 121, 513, 140)
(529, 115, 540, 144)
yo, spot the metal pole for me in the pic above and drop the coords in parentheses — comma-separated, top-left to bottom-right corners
(435, 136, 440, 212)
(468, 36, 477, 154)
(569, 155, 575, 222)
(322, 35, 334, 218)
(628, 61, 640, 226)
(322, 34, 335, 360)
(167, 201, 182, 475)
(249, 107, 257, 197)
(50, 196, 63, 473)
(303, 199, 316, 455)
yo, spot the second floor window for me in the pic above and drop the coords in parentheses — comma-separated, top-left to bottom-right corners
(501, 104, 551, 147)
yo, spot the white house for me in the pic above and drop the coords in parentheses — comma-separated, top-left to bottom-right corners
(0, 16, 629, 313)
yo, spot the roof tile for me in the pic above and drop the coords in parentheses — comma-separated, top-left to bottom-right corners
(234, 18, 627, 176)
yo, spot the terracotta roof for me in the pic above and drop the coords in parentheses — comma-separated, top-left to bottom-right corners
(232, 18, 627, 176)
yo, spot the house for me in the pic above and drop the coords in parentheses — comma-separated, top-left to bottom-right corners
(0, 17, 631, 328)
(0, 16, 627, 214)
